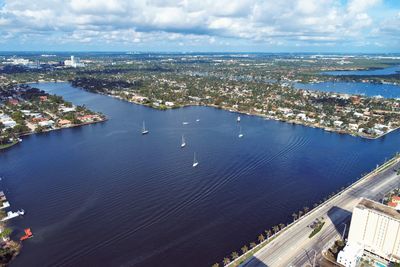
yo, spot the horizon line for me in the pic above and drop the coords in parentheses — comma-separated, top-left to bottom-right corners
(1, 51, 400, 55)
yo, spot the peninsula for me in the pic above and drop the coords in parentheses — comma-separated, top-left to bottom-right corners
(0, 83, 106, 150)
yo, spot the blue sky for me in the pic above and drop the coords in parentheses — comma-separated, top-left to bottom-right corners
(0, 0, 399, 52)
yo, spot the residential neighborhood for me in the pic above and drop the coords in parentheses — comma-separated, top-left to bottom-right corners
(0, 83, 106, 150)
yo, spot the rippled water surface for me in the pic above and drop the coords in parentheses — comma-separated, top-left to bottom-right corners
(2, 82, 400, 267)
(322, 65, 400, 75)
(294, 81, 400, 98)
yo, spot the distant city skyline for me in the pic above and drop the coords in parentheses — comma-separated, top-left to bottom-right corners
(0, 0, 399, 52)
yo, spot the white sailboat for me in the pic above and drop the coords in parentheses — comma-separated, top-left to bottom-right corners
(181, 135, 186, 148)
(238, 126, 244, 138)
(142, 121, 149, 135)
(237, 116, 241, 122)
(192, 152, 198, 167)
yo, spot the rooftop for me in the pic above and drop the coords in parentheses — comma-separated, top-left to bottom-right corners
(357, 198, 400, 220)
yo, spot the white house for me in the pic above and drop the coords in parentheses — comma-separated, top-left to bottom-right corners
(333, 120, 344, 127)
(337, 243, 363, 267)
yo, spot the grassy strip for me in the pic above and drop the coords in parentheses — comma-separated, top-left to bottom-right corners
(309, 222, 325, 238)
(0, 141, 18, 151)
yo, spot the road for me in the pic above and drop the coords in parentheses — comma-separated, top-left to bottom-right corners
(242, 157, 400, 267)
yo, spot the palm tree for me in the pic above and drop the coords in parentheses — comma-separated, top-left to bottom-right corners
(292, 212, 298, 222)
(258, 234, 265, 243)
(265, 229, 272, 239)
(241, 245, 249, 254)
(273, 225, 280, 234)
(223, 257, 231, 265)
(212, 264, 220, 267)
(250, 242, 257, 248)
(313, 203, 318, 209)
(303, 206, 309, 214)
(298, 210, 303, 218)
(231, 251, 239, 260)
(279, 223, 285, 230)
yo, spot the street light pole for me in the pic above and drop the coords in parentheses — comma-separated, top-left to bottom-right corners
(312, 250, 317, 267)
(342, 223, 347, 240)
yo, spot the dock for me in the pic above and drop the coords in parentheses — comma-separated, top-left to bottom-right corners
(1, 210, 25, 222)
(0, 201, 10, 209)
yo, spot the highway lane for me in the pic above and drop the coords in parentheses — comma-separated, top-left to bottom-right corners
(242, 158, 400, 267)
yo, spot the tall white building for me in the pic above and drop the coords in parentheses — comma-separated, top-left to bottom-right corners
(347, 198, 400, 263)
(64, 55, 84, 68)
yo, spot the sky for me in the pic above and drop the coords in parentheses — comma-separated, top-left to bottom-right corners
(0, 0, 399, 53)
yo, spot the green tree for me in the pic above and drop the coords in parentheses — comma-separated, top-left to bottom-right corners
(241, 245, 248, 254)
(303, 206, 309, 214)
(12, 124, 29, 134)
(35, 125, 44, 133)
(265, 229, 272, 239)
(258, 234, 265, 243)
(223, 257, 230, 265)
(0, 228, 12, 240)
(231, 251, 239, 260)
(292, 213, 298, 222)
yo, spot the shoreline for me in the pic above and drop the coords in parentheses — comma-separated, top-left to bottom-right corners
(1, 81, 108, 151)
(0, 119, 107, 152)
(20, 118, 108, 137)
(95, 91, 395, 140)
(32, 80, 397, 140)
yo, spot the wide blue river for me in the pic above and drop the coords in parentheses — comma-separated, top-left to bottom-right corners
(294, 81, 400, 98)
(2, 82, 400, 267)
(322, 65, 400, 75)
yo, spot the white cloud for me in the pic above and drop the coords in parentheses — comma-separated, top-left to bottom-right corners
(0, 0, 398, 50)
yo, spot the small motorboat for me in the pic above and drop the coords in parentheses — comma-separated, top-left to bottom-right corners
(20, 228, 33, 241)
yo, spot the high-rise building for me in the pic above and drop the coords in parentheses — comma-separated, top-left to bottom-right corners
(64, 55, 84, 68)
(346, 198, 400, 263)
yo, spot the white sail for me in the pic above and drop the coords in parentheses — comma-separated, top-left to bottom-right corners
(181, 135, 186, 148)
(238, 126, 244, 138)
(142, 121, 149, 134)
(192, 152, 198, 167)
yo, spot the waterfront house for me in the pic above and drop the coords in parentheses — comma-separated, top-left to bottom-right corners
(58, 119, 71, 126)
(333, 121, 344, 128)
(348, 124, 359, 131)
(77, 114, 99, 123)
(60, 106, 76, 113)
(38, 120, 54, 127)
(7, 99, 19, 106)
(0, 115, 16, 128)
